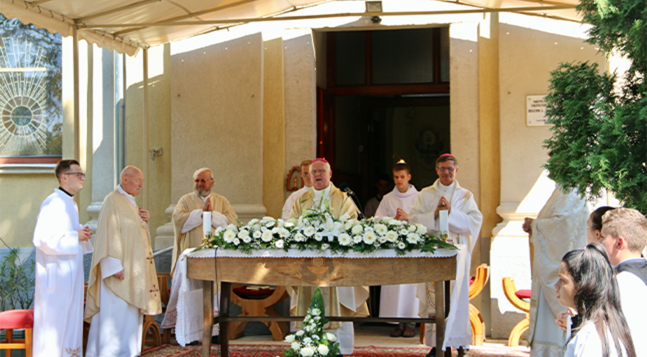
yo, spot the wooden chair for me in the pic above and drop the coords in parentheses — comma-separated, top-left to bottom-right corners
(157, 272, 173, 344)
(142, 272, 172, 349)
(468, 264, 490, 346)
(228, 284, 289, 341)
(502, 277, 530, 347)
(419, 264, 490, 345)
(0, 309, 33, 357)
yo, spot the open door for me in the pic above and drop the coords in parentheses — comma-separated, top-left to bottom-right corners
(316, 88, 335, 166)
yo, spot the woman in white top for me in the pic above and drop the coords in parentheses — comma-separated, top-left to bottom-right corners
(555, 243, 636, 357)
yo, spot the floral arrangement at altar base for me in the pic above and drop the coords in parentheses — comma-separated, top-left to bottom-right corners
(283, 287, 340, 357)
(194, 203, 457, 255)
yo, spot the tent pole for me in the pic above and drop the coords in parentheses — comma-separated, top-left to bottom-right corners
(143, 48, 149, 210)
(73, 26, 80, 161)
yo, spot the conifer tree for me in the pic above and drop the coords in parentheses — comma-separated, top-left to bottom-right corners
(544, 0, 647, 211)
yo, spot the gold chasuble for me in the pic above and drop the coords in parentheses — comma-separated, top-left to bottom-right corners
(171, 191, 237, 273)
(288, 184, 369, 329)
(85, 190, 161, 322)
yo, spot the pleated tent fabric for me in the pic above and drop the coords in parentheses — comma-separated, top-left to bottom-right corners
(1, 0, 582, 56)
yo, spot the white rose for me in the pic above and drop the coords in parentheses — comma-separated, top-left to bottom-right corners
(338, 233, 351, 246)
(266, 221, 275, 228)
(325, 332, 337, 341)
(296, 330, 305, 336)
(253, 231, 262, 239)
(233, 238, 240, 245)
(291, 341, 301, 350)
(351, 224, 363, 235)
(378, 236, 387, 243)
(344, 220, 354, 230)
(406, 233, 420, 244)
(275, 239, 284, 249)
(304, 226, 316, 237)
(314, 233, 323, 242)
(243, 236, 252, 243)
(311, 308, 321, 315)
(300, 347, 315, 357)
(321, 243, 330, 250)
(278, 228, 289, 238)
(363, 231, 377, 244)
(398, 242, 406, 249)
(385, 231, 398, 242)
(237, 230, 249, 239)
(272, 227, 279, 234)
(249, 218, 259, 225)
(262, 216, 275, 222)
(305, 325, 313, 332)
(285, 334, 295, 343)
(262, 230, 273, 242)
(223, 230, 236, 243)
(416, 224, 428, 235)
(294, 232, 305, 242)
(317, 345, 329, 355)
(353, 235, 362, 243)
(215, 226, 224, 234)
(392, 220, 403, 226)
(399, 229, 409, 236)
(226, 224, 238, 231)
(374, 223, 388, 236)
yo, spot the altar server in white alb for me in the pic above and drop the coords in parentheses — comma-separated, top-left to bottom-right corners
(409, 153, 482, 355)
(170, 167, 237, 274)
(32, 159, 93, 357)
(85, 166, 161, 357)
(375, 160, 420, 338)
(281, 160, 312, 220)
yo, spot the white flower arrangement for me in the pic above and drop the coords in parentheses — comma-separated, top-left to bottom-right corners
(282, 288, 340, 357)
(196, 206, 456, 255)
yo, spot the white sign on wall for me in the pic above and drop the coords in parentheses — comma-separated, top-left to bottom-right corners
(526, 95, 552, 127)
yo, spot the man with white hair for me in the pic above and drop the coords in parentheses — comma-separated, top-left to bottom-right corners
(85, 166, 161, 357)
(170, 167, 237, 273)
(288, 158, 368, 355)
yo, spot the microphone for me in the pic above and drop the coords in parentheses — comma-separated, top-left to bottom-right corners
(339, 183, 365, 220)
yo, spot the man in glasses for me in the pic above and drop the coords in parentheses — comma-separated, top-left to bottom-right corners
(170, 167, 237, 274)
(32, 159, 93, 357)
(409, 153, 482, 356)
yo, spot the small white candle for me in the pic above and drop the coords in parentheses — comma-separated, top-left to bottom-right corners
(439, 210, 448, 232)
(203, 211, 211, 235)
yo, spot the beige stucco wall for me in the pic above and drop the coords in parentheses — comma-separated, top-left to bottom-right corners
(125, 44, 172, 238)
(170, 33, 265, 218)
(490, 14, 609, 339)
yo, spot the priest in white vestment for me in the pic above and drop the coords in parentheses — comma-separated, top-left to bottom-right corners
(375, 161, 420, 338)
(522, 184, 588, 357)
(171, 167, 238, 274)
(85, 166, 162, 357)
(409, 154, 482, 354)
(282, 160, 312, 220)
(33, 160, 93, 357)
(288, 158, 369, 355)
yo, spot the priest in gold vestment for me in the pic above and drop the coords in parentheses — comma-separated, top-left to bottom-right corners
(288, 158, 368, 355)
(171, 167, 237, 274)
(85, 166, 162, 357)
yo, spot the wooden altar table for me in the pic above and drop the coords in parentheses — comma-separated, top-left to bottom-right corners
(187, 251, 458, 357)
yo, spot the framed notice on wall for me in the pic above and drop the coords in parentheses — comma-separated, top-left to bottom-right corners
(526, 95, 551, 127)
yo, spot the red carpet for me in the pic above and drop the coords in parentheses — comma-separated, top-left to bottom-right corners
(141, 344, 530, 357)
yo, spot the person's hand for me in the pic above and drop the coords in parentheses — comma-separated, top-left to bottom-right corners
(202, 199, 212, 212)
(138, 208, 150, 223)
(522, 218, 534, 234)
(113, 270, 125, 280)
(395, 208, 409, 222)
(77, 226, 92, 241)
(434, 196, 451, 218)
(555, 308, 577, 331)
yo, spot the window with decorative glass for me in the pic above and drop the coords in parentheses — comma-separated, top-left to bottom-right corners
(0, 14, 62, 163)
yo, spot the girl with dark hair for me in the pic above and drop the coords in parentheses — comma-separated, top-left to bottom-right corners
(587, 206, 615, 243)
(555, 243, 636, 357)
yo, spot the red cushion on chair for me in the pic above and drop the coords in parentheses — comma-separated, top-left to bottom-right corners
(469, 276, 476, 286)
(515, 289, 532, 299)
(0, 309, 34, 329)
(233, 286, 275, 297)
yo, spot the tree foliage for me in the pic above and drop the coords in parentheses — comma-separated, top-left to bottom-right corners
(544, 0, 647, 211)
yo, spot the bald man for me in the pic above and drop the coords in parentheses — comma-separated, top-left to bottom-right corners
(85, 166, 161, 357)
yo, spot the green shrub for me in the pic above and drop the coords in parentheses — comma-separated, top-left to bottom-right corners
(0, 238, 35, 311)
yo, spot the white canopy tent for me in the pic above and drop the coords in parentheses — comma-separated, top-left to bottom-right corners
(0, 0, 582, 207)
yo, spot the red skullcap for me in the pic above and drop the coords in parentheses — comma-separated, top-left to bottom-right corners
(311, 158, 329, 164)
(438, 153, 455, 159)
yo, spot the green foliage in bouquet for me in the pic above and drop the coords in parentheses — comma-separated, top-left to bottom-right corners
(194, 206, 456, 255)
(543, 0, 647, 211)
(283, 288, 340, 357)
